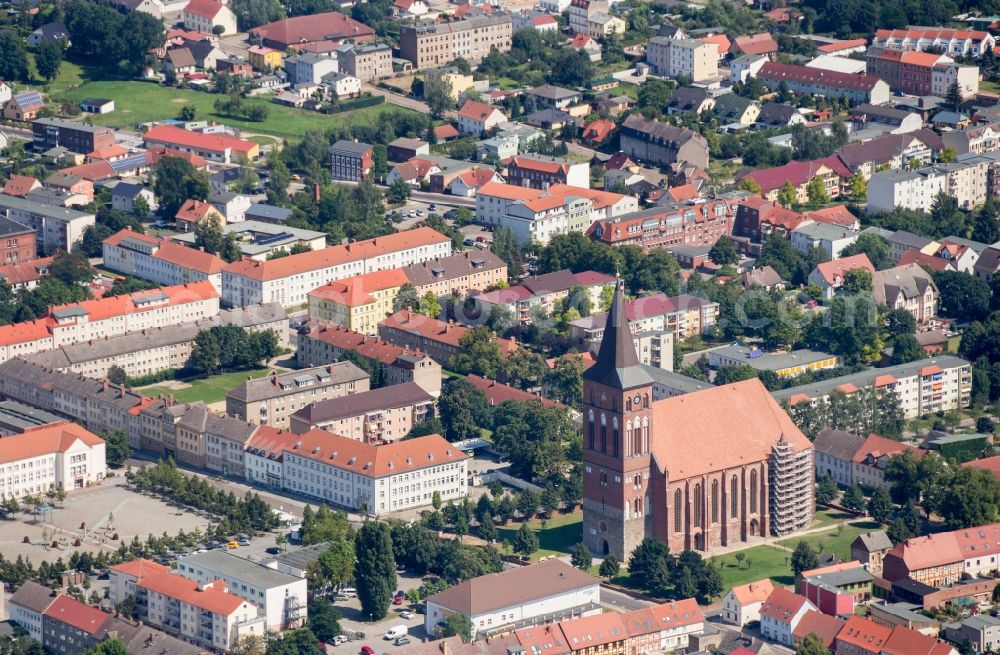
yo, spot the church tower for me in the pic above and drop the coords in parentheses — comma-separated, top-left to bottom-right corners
(581, 283, 655, 560)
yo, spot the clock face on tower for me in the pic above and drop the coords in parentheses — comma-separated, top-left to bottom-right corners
(633, 395, 641, 405)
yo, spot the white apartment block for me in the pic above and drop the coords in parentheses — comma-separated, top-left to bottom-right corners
(0, 421, 105, 500)
(221, 227, 451, 308)
(281, 431, 467, 515)
(0, 281, 219, 363)
(790, 221, 860, 259)
(872, 27, 995, 57)
(176, 551, 308, 631)
(773, 355, 972, 419)
(0, 195, 95, 255)
(646, 37, 719, 82)
(932, 64, 980, 98)
(502, 195, 593, 246)
(102, 228, 224, 292)
(867, 168, 948, 213)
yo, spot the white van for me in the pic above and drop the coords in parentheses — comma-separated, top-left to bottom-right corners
(384, 626, 408, 640)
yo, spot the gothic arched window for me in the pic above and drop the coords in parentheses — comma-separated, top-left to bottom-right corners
(750, 469, 758, 514)
(731, 475, 738, 517)
(673, 489, 682, 533)
(711, 480, 719, 524)
(693, 484, 702, 527)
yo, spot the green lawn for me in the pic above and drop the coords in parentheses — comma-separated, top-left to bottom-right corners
(814, 507, 854, 527)
(777, 519, 882, 562)
(606, 85, 638, 99)
(710, 545, 797, 589)
(139, 367, 281, 404)
(50, 80, 416, 139)
(498, 510, 583, 560)
(247, 135, 278, 146)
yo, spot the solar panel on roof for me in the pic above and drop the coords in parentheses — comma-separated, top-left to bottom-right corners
(110, 154, 147, 173)
(17, 91, 43, 107)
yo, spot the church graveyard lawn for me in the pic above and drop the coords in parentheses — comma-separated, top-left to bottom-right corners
(497, 510, 584, 560)
(710, 545, 797, 590)
(776, 519, 882, 563)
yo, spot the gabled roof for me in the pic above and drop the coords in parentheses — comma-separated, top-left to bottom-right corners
(759, 588, 812, 622)
(812, 253, 875, 286)
(184, 0, 225, 19)
(853, 530, 893, 553)
(792, 610, 843, 647)
(43, 595, 109, 635)
(742, 156, 851, 195)
(282, 430, 464, 478)
(734, 32, 778, 55)
(458, 100, 504, 122)
(760, 61, 884, 93)
(467, 374, 565, 409)
(9, 580, 58, 614)
(730, 579, 775, 606)
(249, 12, 374, 47)
(0, 421, 104, 464)
(837, 616, 893, 651)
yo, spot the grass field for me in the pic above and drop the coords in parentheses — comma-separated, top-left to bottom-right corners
(497, 510, 583, 560)
(777, 519, 882, 562)
(710, 545, 797, 589)
(139, 367, 280, 404)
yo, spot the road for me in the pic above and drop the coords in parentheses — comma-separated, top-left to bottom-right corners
(410, 189, 475, 208)
(600, 585, 655, 612)
(363, 83, 457, 119)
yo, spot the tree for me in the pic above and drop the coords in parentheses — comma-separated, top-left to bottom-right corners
(354, 521, 396, 621)
(816, 475, 837, 505)
(84, 639, 129, 655)
(842, 268, 872, 294)
(0, 32, 30, 82)
(387, 178, 411, 204)
(890, 333, 923, 365)
(934, 270, 992, 323)
(806, 176, 829, 207)
(132, 195, 151, 220)
(867, 487, 894, 523)
(571, 542, 592, 570)
(599, 554, 620, 578)
(946, 80, 962, 109)
(778, 181, 797, 207)
(103, 431, 131, 468)
(107, 365, 128, 386)
(939, 147, 957, 163)
(423, 74, 455, 118)
(438, 378, 490, 442)
(848, 173, 867, 201)
(628, 537, 670, 593)
(419, 292, 441, 319)
(307, 598, 342, 642)
(796, 632, 832, 655)
(791, 541, 818, 576)
(842, 483, 865, 512)
(840, 232, 892, 270)
(545, 355, 585, 408)
(512, 522, 539, 557)
(708, 236, 739, 266)
(972, 199, 1000, 244)
(442, 612, 473, 642)
(886, 517, 912, 545)
(265, 629, 324, 655)
(316, 540, 355, 590)
(739, 178, 762, 194)
(178, 104, 197, 121)
(449, 327, 505, 378)
(938, 467, 1000, 529)
(550, 49, 593, 87)
(35, 40, 64, 83)
(154, 156, 209, 219)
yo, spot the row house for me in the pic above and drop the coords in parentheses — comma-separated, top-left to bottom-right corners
(872, 27, 995, 57)
(772, 355, 973, 420)
(378, 310, 519, 365)
(588, 198, 735, 252)
(295, 322, 443, 397)
(756, 61, 891, 105)
(221, 226, 452, 308)
(102, 227, 225, 292)
(505, 155, 590, 190)
(738, 156, 852, 206)
(866, 47, 979, 98)
(398, 14, 512, 69)
(473, 269, 616, 327)
(288, 381, 435, 443)
(568, 292, 720, 343)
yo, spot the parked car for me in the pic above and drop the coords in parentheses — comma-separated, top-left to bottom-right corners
(463, 238, 476, 246)
(399, 611, 414, 620)
(361, 646, 374, 655)
(333, 593, 351, 601)
(265, 546, 281, 555)
(333, 636, 348, 646)
(392, 595, 404, 605)
(238, 539, 251, 546)
(395, 637, 411, 646)
(443, 209, 458, 219)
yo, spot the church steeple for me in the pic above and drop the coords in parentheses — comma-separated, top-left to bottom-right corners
(583, 282, 652, 390)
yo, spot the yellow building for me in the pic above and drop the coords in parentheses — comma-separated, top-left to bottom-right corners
(248, 45, 283, 71)
(308, 269, 409, 335)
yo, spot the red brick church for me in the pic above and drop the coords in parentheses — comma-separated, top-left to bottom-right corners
(582, 285, 815, 559)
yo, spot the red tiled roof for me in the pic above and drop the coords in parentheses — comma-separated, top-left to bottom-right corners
(817, 38, 867, 53)
(144, 125, 257, 156)
(2, 175, 40, 197)
(245, 425, 300, 462)
(742, 155, 851, 195)
(110, 558, 171, 578)
(137, 571, 246, 615)
(730, 579, 774, 606)
(874, 374, 898, 387)
(667, 183, 699, 202)
(283, 430, 465, 478)
(874, 27, 990, 42)
(223, 227, 450, 282)
(792, 610, 843, 647)
(59, 161, 118, 181)
(836, 616, 892, 652)
(813, 254, 875, 286)
(559, 612, 627, 649)
(803, 205, 858, 228)
(308, 268, 409, 307)
(103, 228, 226, 275)
(760, 61, 885, 93)
(583, 119, 616, 143)
(380, 310, 518, 353)
(434, 124, 460, 140)
(249, 12, 374, 48)
(734, 32, 778, 55)
(699, 33, 731, 54)
(175, 198, 220, 224)
(148, 145, 209, 169)
(467, 374, 565, 409)
(962, 456, 1000, 480)
(43, 595, 109, 635)
(898, 250, 952, 272)
(458, 100, 502, 122)
(759, 588, 812, 622)
(184, 0, 225, 19)
(0, 421, 104, 465)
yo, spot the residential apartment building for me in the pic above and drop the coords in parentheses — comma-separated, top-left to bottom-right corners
(329, 140, 374, 182)
(506, 155, 589, 190)
(646, 37, 719, 82)
(115, 563, 264, 651)
(886, 230, 940, 263)
(335, 43, 392, 81)
(398, 14, 512, 69)
(473, 269, 615, 327)
(0, 194, 95, 255)
(588, 198, 735, 253)
(866, 47, 979, 98)
(772, 355, 972, 419)
(226, 362, 370, 430)
(295, 323, 443, 397)
(401, 250, 507, 299)
(378, 310, 518, 365)
(868, 168, 948, 213)
(798, 562, 874, 616)
(872, 27, 995, 56)
(425, 559, 600, 640)
(175, 551, 308, 631)
(308, 269, 409, 334)
(618, 115, 709, 169)
(813, 429, 867, 486)
(790, 221, 859, 259)
(760, 589, 817, 646)
(0, 216, 37, 264)
(9, 581, 57, 642)
(0, 280, 219, 364)
(142, 125, 259, 163)
(873, 263, 938, 324)
(172, 221, 325, 262)
(220, 227, 452, 308)
(0, 421, 105, 500)
(722, 579, 775, 627)
(243, 426, 298, 489)
(24, 303, 286, 381)
(567, 0, 624, 38)
(40, 596, 123, 655)
(568, 292, 720, 342)
(284, 52, 338, 86)
(281, 430, 468, 514)
(944, 615, 1000, 653)
(457, 100, 508, 137)
(32, 118, 115, 154)
(102, 227, 225, 292)
(289, 381, 434, 442)
(757, 61, 891, 104)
